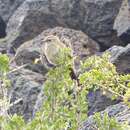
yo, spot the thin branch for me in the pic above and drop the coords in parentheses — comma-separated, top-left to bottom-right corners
(9, 98, 23, 108)
(7, 63, 29, 74)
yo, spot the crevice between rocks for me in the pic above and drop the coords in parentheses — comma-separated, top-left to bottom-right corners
(0, 16, 6, 38)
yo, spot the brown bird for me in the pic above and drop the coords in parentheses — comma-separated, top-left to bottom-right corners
(40, 35, 81, 86)
(40, 35, 70, 69)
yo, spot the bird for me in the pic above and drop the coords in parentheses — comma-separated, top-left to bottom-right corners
(40, 35, 71, 69)
(39, 35, 81, 86)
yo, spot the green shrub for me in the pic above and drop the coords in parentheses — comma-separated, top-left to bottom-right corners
(0, 54, 9, 74)
(93, 113, 130, 130)
(0, 50, 130, 130)
(79, 53, 130, 102)
(25, 48, 88, 130)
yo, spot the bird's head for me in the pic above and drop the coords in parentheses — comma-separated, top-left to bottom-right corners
(42, 35, 61, 45)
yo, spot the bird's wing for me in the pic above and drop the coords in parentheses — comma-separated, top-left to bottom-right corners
(41, 52, 55, 69)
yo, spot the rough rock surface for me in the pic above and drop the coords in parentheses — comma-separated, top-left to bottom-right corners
(8, 68, 45, 121)
(110, 44, 130, 73)
(0, 0, 25, 23)
(87, 90, 120, 116)
(6, 0, 123, 53)
(107, 45, 124, 58)
(114, 0, 130, 44)
(82, 103, 130, 130)
(80, 0, 123, 50)
(13, 27, 99, 73)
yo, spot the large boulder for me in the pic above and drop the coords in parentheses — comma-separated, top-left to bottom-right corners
(109, 44, 130, 73)
(80, 0, 123, 50)
(82, 103, 130, 130)
(0, 0, 25, 52)
(8, 68, 44, 121)
(113, 0, 130, 44)
(13, 27, 100, 74)
(6, 0, 123, 53)
(0, 0, 25, 23)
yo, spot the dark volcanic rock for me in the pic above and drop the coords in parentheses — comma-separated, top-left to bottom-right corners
(80, 0, 123, 50)
(113, 0, 130, 44)
(87, 90, 120, 116)
(0, 0, 25, 23)
(8, 68, 44, 121)
(6, 0, 123, 53)
(13, 27, 99, 74)
(110, 44, 130, 74)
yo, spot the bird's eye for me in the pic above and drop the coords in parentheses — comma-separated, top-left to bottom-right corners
(83, 44, 87, 48)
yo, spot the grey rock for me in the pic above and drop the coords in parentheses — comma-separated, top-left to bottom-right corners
(80, 0, 123, 50)
(107, 45, 124, 59)
(110, 44, 130, 73)
(87, 90, 120, 116)
(113, 0, 130, 44)
(82, 103, 130, 130)
(6, 0, 123, 53)
(107, 45, 123, 55)
(8, 68, 45, 121)
(13, 27, 99, 74)
(0, 0, 25, 23)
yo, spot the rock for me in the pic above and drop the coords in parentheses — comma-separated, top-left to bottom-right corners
(107, 45, 124, 58)
(0, 16, 6, 38)
(113, 0, 130, 44)
(0, 0, 25, 23)
(0, 0, 26, 52)
(109, 44, 130, 73)
(82, 103, 130, 130)
(13, 27, 99, 74)
(12, 39, 48, 74)
(6, 0, 123, 53)
(87, 90, 120, 116)
(80, 0, 123, 50)
(8, 68, 45, 121)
